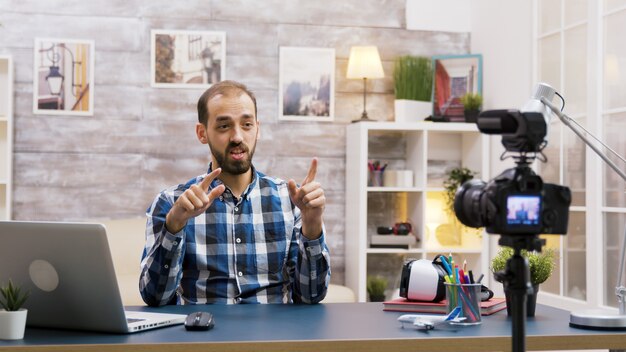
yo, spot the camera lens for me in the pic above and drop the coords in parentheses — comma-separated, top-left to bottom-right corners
(453, 179, 487, 228)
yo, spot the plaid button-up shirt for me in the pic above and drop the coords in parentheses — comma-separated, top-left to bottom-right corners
(139, 165, 331, 306)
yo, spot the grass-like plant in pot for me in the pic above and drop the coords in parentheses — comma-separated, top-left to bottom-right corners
(367, 275, 388, 302)
(460, 93, 483, 123)
(0, 279, 30, 340)
(490, 247, 556, 316)
(393, 55, 433, 122)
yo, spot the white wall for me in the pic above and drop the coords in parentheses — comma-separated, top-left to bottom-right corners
(470, 0, 533, 176)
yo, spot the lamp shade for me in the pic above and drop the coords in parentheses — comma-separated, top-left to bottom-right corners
(346, 46, 384, 79)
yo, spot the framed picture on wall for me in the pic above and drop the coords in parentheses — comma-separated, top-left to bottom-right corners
(432, 54, 482, 122)
(151, 29, 226, 89)
(33, 38, 95, 116)
(279, 47, 335, 122)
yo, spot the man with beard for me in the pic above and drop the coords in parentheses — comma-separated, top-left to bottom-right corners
(139, 80, 330, 306)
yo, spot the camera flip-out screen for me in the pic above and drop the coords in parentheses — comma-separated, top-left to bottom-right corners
(506, 195, 541, 226)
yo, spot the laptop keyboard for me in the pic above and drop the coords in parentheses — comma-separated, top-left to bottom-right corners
(127, 318, 146, 324)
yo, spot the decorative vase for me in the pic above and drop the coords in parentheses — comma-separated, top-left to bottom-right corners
(0, 309, 28, 340)
(394, 99, 432, 123)
(504, 284, 539, 317)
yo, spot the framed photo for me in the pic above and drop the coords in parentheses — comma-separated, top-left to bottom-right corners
(151, 29, 226, 89)
(279, 47, 335, 122)
(432, 54, 482, 121)
(33, 38, 95, 116)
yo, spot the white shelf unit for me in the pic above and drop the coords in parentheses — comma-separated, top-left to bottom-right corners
(0, 55, 13, 221)
(345, 121, 490, 302)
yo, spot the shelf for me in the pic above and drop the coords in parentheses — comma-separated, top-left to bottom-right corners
(367, 186, 423, 192)
(0, 116, 7, 122)
(346, 122, 490, 302)
(424, 248, 483, 254)
(366, 248, 424, 254)
(359, 121, 479, 132)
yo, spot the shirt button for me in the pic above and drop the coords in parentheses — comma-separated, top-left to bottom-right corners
(234, 206, 239, 212)
(173, 241, 178, 246)
(238, 271, 243, 277)
(236, 238, 241, 244)
(164, 264, 169, 269)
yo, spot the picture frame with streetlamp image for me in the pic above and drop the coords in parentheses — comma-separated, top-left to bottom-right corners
(151, 29, 226, 89)
(33, 38, 95, 116)
(279, 46, 335, 122)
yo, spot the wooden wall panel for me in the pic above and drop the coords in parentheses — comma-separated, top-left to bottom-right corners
(0, 0, 469, 286)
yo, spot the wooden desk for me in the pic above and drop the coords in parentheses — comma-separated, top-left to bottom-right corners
(1, 303, 626, 351)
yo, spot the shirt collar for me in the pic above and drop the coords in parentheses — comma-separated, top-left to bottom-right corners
(206, 163, 259, 200)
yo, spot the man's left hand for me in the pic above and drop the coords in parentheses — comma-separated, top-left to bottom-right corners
(288, 158, 325, 240)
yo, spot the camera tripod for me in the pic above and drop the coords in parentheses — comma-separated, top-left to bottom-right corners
(495, 235, 545, 352)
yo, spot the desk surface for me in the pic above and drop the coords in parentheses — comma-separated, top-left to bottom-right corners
(1, 303, 626, 352)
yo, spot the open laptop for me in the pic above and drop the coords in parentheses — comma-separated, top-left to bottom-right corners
(0, 221, 186, 333)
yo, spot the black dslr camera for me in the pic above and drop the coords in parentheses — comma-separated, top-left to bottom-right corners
(453, 109, 571, 236)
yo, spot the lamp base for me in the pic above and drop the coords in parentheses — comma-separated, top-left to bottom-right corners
(351, 111, 377, 123)
(351, 116, 377, 123)
(570, 309, 626, 330)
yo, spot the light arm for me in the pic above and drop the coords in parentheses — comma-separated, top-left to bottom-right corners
(541, 97, 626, 313)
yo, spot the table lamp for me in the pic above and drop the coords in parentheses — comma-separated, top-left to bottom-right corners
(538, 83, 626, 330)
(346, 46, 384, 123)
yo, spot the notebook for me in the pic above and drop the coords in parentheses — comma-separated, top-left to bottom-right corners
(0, 221, 187, 333)
(383, 297, 507, 315)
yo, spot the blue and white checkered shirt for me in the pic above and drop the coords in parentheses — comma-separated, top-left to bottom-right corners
(139, 165, 331, 306)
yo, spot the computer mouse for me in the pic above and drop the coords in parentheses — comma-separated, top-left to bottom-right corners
(184, 311, 214, 331)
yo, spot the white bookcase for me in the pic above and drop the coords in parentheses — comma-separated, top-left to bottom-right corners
(0, 55, 13, 221)
(345, 121, 490, 302)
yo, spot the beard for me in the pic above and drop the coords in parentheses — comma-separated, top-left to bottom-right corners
(209, 140, 256, 175)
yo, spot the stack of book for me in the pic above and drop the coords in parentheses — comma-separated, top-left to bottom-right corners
(382, 297, 507, 316)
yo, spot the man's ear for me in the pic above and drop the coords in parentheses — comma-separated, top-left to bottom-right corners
(196, 123, 208, 144)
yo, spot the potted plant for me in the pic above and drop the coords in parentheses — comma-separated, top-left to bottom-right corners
(0, 279, 29, 340)
(367, 276, 388, 302)
(490, 247, 556, 317)
(460, 93, 483, 123)
(393, 55, 433, 123)
(440, 167, 481, 244)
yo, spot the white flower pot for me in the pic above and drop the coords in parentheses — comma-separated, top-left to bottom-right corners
(394, 99, 432, 123)
(0, 309, 27, 340)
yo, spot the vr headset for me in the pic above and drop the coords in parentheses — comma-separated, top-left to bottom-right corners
(399, 255, 448, 302)
(400, 255, 494, 302)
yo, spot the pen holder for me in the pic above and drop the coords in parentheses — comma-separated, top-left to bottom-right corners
(369, 170, 384, 187)
(444, 283, 482, 325)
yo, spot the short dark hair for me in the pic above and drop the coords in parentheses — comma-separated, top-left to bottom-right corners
(197, 80, 258, 125)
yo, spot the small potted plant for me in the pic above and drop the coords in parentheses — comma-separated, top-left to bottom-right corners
(0, 279, 29, 340)
(460, 93, 483, 123)
(367, 275, 388, 302)
(393, 55, 433, 122)
(490, 247, 556, 317)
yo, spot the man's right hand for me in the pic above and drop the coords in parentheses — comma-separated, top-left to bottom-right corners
(165, 168, 226, 234)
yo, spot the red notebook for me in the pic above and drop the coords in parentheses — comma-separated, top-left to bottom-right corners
(382, 297, 507, 316)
